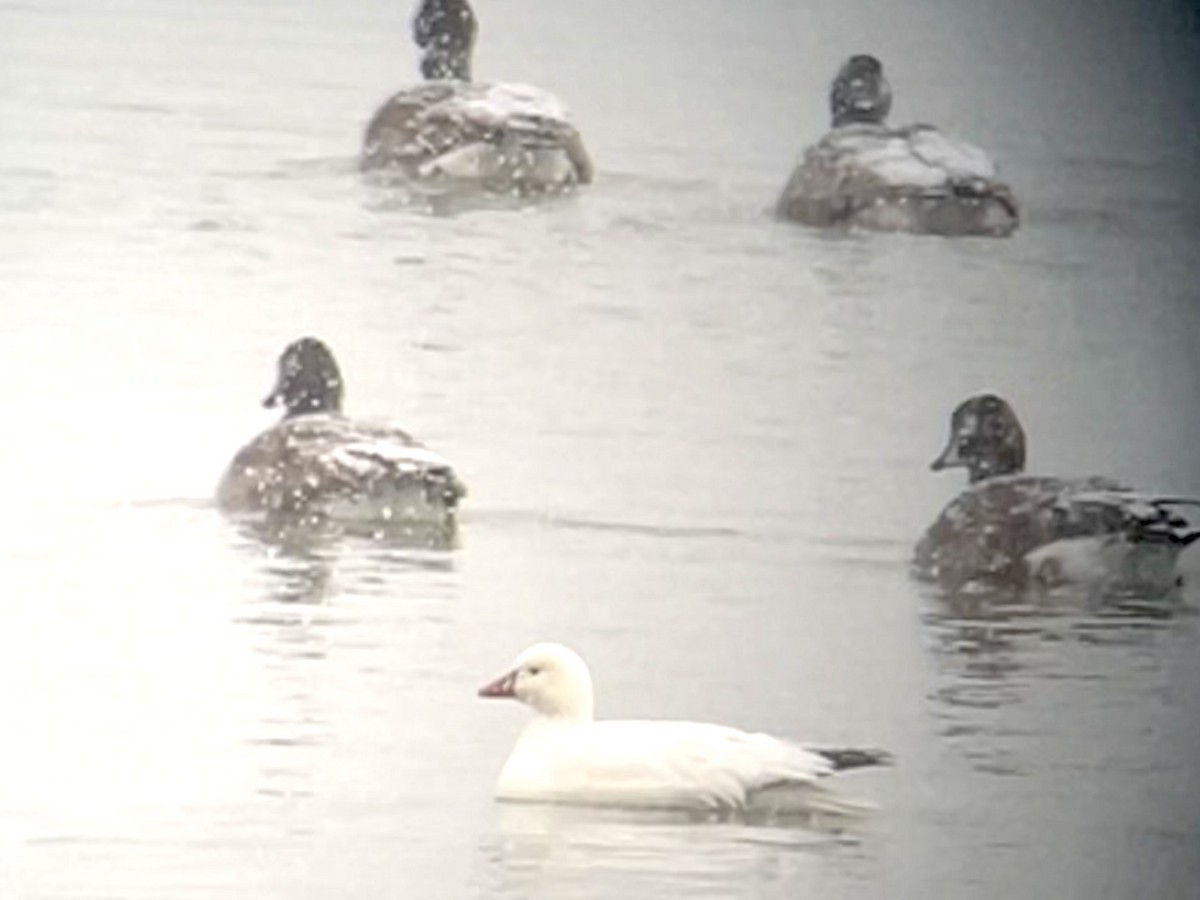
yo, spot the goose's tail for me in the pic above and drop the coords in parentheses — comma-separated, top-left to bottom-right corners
(779, 746, 892, 818)
(813, 746, 894, 772)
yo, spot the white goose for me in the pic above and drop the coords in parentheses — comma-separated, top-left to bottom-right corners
(478, 643, 889, 817)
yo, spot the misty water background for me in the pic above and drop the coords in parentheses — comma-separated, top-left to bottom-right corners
(2, 0, 1199, 897)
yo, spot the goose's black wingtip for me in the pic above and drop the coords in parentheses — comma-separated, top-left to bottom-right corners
(816, 747, 894, 771)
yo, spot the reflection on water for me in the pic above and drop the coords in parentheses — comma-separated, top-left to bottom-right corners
(923, 580, 1197, 777)
(227, 515, 460, 606)
(485, 802, 857, 900)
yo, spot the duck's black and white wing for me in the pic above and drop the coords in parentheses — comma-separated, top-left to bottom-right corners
(326, 434, 466, 508)
(1056, 491, 1200, 548)
(217, 415, 465, 527)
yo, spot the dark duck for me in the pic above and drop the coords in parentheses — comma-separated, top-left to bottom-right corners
(361, 0, 592, 194)
(413, 0, 477, 81)
(913, 394, 1199, 596)
(777, 55, 1019, 237)
(217, 337, 466, 535)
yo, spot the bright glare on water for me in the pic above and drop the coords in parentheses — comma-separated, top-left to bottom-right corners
(1, 0, 1199, 897)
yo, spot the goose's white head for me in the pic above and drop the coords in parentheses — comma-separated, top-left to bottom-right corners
(477, 642, 595, 724)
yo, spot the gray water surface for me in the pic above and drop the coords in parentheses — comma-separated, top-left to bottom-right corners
(2, 0, 1199, 897)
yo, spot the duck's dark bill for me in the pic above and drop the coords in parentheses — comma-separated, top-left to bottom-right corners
(930, 442, 959, 471)
(478, 670, 517, 698)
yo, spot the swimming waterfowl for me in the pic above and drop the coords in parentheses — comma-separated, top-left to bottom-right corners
(776, 55, 1019, 237)
(216, 338, 465, 531)
(478, 642, 889, 817)
(361, 0, 593, 194)
(914, 394, 1199, 595)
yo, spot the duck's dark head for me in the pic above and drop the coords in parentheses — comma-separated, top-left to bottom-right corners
(263, 337, 344, 419)
(412, 0, 478, 81)
(931, 394, 1026, 484)
(830, 54, 892, 128)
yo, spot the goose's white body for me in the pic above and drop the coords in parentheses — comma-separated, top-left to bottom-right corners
(497, 718, 839, 812)
(480, 644, 884, 816)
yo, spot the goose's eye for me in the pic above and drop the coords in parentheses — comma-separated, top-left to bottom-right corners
(527, 666, 542, 676)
